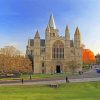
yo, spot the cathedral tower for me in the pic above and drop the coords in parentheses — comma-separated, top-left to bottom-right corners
(74, 27, 82, 71)
(65, 25, 70, 60)
(74, 27, 81, 48)
(65, 25, 70, 48)
(34, 30, 41, 73)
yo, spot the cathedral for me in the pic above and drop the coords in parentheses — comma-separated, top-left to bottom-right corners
(26, 14, 82, 74)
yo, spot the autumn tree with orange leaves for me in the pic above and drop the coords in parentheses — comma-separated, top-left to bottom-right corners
(82, 49, 96, 64)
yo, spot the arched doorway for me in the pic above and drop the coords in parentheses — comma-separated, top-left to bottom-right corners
(55, 61, 63, 73)
(56, 65, 61, 73)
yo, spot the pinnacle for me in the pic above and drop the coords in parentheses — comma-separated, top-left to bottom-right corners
(65, 25, 70, 34)
(35, 30, 40, 38)
(75, 26, 80, 35)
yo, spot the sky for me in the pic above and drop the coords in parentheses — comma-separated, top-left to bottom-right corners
(0, 0, 100, 55)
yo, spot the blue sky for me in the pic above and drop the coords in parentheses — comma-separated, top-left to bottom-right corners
(0, 0, 100, 54)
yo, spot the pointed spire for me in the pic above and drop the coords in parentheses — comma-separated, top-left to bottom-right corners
(75, 27, 80, 35)
(35, 30, 40, 38)
(65, 25, 70, 40)
(74, 27, 81, 48)
(65, 25, 70, 47)
(48, 14, 56, 29)
(65, 25, 70, 34)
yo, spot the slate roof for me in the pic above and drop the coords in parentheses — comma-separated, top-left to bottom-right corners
(29, 39, 73, 47)
(29, 39, 45, 46)
(40, 39, 45, 46)
(30, 39, 34, 46)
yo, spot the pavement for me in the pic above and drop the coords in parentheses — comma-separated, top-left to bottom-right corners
(0, 66, 100, 86)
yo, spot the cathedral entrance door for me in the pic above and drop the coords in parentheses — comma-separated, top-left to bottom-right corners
(56, 65, 61, 73)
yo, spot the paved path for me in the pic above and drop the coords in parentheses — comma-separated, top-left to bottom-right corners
(0, 66, 100, 86)
(0, 77, 100, 86)
(68, 65, 100, 79)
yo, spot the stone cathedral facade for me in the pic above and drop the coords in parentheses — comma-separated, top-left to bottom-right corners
(26, 14, 82, 74)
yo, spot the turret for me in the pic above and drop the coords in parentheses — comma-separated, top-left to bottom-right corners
(34, 30, 40, 51)
(34, 30, 40, 73)
(34, 30, 40, 39)
(45, 25, 50, 41)
(65, 25, 70, 47)
(74, 27, 81, 48)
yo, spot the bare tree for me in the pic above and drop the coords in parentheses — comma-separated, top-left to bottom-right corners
(0, 46, 21, 57)
(68, 60, 80, 73)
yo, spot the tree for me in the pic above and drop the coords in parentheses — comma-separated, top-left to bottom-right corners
(0, 46, 21, 57)
(0, 46, 32, 74)
(68, 60, 80, 73)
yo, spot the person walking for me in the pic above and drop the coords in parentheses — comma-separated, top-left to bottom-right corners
(66, 76, 69, 83)
(21, 78, 24, 84)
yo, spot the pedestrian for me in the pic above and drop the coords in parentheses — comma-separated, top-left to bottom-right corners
(66, 76, 69, 83)
(30, 75, 32, 80)
(21, 78, 24, 84)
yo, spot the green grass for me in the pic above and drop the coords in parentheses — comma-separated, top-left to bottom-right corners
(21, 73, 72, 79)
(0, 82, 100, 100)
(0, 73, 73, 80)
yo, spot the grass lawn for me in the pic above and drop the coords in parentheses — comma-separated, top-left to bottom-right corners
(0, 73, 74, 80)
(0, 82, 100, 100)
(21, 73, 71, 79)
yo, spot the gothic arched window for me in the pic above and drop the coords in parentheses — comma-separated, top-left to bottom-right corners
(52, 40, 64, 59)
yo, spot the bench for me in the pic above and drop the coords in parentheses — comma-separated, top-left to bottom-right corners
(0, 73, 21, 78)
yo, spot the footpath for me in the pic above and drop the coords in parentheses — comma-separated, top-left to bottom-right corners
(0, 67, 100, 86)
(0, 77, 100, 86)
